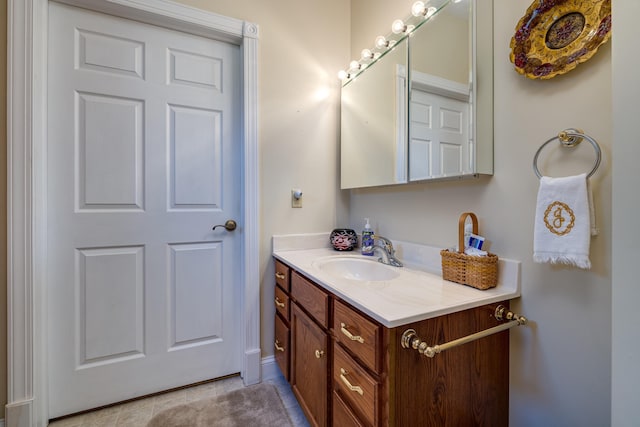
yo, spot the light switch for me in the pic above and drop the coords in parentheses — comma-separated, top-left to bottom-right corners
(291, 189, 303, 208)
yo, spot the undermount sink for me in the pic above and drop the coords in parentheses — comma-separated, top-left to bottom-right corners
(313, 256, 401, 282)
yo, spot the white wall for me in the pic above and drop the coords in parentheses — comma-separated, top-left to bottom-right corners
(348, 0, 612, 425)
(611, 1, 640, 425)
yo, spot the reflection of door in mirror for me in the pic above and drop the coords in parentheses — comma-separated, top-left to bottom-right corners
(409, 0, 472, 181)
(341, 39, 408, 189)
(410, 89, 470, 180)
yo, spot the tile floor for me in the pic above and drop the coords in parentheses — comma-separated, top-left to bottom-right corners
(48, 374, 310, 427)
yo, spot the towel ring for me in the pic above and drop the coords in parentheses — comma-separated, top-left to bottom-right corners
(533, 129, 602, 179)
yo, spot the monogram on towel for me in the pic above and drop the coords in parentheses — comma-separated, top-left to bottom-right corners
(533, 173, 592, 269)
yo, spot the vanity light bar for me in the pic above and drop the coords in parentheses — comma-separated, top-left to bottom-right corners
(338, 0, 451, 82)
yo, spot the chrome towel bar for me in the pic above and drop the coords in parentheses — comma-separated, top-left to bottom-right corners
(401, 305, 527, 358)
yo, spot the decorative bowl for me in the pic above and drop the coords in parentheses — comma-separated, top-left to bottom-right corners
(509, 0, 611, 79)
(329, 229, 358, 251)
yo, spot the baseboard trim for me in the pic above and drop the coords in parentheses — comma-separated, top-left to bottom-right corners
(243, 348, 262, 386)
(261, 356, 281, 381)
(5, 399, 33, 427)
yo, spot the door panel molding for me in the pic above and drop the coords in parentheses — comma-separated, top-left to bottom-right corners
(7, 0, 259, 425)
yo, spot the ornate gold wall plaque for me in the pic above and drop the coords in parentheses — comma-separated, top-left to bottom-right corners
(509, 0, 611, 79)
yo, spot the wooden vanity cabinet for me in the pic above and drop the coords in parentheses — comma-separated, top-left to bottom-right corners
(274, 258, 509, 427)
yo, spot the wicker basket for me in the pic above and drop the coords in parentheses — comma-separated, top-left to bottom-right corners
(440, 212, 498, 290)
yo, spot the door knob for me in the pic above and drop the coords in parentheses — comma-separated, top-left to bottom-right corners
(212, 220, 237, 231)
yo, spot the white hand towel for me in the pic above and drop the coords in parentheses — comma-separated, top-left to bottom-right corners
(587, 180, 599, 236)
(533, 173, 592, 269)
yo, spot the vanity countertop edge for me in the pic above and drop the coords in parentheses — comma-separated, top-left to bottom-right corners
(273, 232, 521, 328)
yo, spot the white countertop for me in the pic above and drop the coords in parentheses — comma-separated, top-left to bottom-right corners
(273, 233, 521, 328)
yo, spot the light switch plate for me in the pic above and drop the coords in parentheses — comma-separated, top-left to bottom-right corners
(291, 189, 302, 208)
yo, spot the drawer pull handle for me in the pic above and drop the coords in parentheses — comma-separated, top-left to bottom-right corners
(274, 297, 285, 308)
(339, 368, 364, 396)
(274, 340, 285, 352)
(275, 272, 286, 280)
(315, 349, 325, 359)
(340, 323, 365, 344)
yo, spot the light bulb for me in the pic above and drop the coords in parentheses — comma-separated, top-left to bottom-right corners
(391, 19, 407, 34)
(411, 1, 426, 17)
(338, 70, 349, 80)
(361, 49, 374, 60)
(349, 60, 361, 71)
(412, 1, 437, 18)
(375, 35, 388, 49)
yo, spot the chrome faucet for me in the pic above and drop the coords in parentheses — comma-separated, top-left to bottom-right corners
(372, 236, 403, 267)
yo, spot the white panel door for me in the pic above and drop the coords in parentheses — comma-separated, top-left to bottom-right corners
(410, 89, 470, 180)
(47, 2, 242, 417)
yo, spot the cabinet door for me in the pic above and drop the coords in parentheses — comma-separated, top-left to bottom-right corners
(291, 303, 328, 427)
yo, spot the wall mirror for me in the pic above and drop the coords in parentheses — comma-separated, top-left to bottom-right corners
(340, 0, 493, 189)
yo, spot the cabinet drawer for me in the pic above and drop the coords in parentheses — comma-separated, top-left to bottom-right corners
(333, 391, 366, 427)
(274, 313, 290, 381)
(333, 343, 379, 427)
(334, 299, 381, 373)
(291, 271, 329, 328)
(274, 285, 290, 321)
(275, 260, 290, 292)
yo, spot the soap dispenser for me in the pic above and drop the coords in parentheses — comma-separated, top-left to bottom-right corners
(361, 218, 374, 256)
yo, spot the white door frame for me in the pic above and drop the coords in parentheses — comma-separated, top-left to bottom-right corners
(6, 1, 260, 425)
